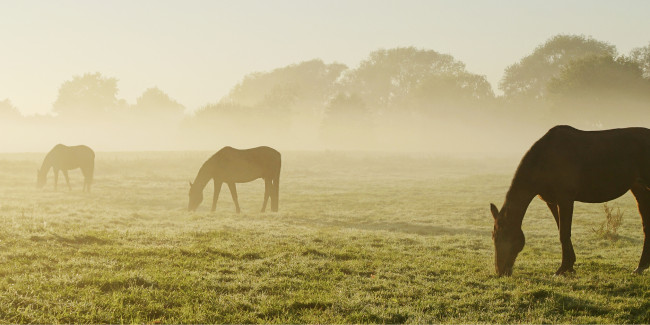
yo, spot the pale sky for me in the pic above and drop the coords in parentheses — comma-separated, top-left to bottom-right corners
(1, 0, 649, 115)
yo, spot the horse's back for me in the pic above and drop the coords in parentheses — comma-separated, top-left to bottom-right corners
(246, 146, 281, 167)
(210, 146, 280, 182)
(538, 126, 650, 160)
(66, 145, 95, 162)
(523, 126, 650, 202)
(217, 146, 280, 164)
(49, 144, 95, 169)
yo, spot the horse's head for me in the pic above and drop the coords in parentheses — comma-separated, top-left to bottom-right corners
(188, 181, 203, 211)
(490, 203, 525, 276)
(36, 169, 46, 188)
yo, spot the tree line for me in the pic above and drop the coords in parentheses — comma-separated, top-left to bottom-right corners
(2, 34, 650, 152)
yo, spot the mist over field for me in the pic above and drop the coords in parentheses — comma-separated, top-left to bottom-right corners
(2, 35, 650, 154)
(2, 1, 650, 323)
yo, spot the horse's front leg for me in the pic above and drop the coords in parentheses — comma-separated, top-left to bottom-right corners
(54, 169, 59, 191)
(546, 202, 560, 229)
(62, 170, 71, 191)
(212, 181, 222, 212)
(556, 200, 576, 275)
(227, 182, 241, 213)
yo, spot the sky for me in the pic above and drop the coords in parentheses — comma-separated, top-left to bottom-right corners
(1, 0, 649, 116)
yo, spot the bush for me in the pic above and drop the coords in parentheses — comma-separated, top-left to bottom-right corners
(593, 203, 623, 240)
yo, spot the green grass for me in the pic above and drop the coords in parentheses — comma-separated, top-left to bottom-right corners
(0, 151, 649, 323)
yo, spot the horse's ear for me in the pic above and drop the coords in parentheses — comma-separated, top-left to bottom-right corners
(189, 181, 193, 187)
(490, 203, 499, 220)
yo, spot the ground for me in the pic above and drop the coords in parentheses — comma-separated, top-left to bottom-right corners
(0, 151, 648, 323)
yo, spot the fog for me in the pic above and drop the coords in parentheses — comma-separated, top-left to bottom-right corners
(1, 36, 650, 155)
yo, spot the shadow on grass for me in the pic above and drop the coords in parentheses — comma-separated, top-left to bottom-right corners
(628, 300, 650, 323)
(98, 275, 155, 292)
(544, 292, 611, 318)
(313, 219, 489, 237)
(30, 233, 112, 246)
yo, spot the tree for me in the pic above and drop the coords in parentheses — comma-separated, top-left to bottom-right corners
(223, 59, 347, 113)
(340, 47, 494, 115)
(500, 35, 616, 100)
(630, 42, 650, 79)
(182, 100, 293, 149)
(53, 72, 123, 118)
(132, 87, 185, 122)
(410, 72, 494, 114)
(547, 55, 650, 125)
(321, 93, 374, 147)
(548, 55, 649, 98)
(202, 59, 348, 138)
(0, 99, 21, 119)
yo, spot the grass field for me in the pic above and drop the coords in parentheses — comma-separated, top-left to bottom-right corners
(0, 151, 649, 323)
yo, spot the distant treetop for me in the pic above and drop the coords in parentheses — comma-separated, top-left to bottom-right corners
(499, 34, 616, 100)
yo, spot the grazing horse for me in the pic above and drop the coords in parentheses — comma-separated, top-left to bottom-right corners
(188, 146, 281, 213)
(37, 144, 95, 192)
(490, 125, 650, 276)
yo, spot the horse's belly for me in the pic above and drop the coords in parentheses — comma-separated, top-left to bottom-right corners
(223, 164, 264, 183)
(61, 164, 81, 170)
(60, 157, 83, 170)
(574, 181, 631, 203)
(231, 174, 261, 183)
(573, 164, 637, 203)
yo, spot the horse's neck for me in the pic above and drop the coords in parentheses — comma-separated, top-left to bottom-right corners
(503, 183, 536, 226)
(193, 164, 214, 189)
(40, 153, 55, 172)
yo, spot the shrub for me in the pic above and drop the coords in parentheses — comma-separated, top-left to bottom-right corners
(593, 203, 623, 240)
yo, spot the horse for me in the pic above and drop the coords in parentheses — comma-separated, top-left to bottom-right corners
(37, 144, 95, 192)
(188, 146, 281, 213)
(490, 125, 650, 276)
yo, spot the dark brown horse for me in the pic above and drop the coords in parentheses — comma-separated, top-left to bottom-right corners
(37, 144, 95, 192)
(188, 146, 281, 213)
(491, 125, 650, 276)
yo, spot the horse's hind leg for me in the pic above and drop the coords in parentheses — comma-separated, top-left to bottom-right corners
(631, 184, 650, 274)
(81, 166, 93, 192)
(271, 175, 279, 212)
(88, 165, 94, 192)
(261, 178, 271, 212)
(80, 168, 87, 192)
(227, 182, 241, 213)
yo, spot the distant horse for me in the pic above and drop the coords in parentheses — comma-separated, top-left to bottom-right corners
(490, 125, 650, 276)
(188, 146, 281, 213)
(37, 144, 95, 192)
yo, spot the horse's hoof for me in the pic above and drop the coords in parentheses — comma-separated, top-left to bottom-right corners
(632, 267, 647, 275)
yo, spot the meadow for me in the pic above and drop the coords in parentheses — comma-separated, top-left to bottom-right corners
(0, 150, 648, 323)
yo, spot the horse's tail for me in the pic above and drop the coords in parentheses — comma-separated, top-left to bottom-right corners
(271, 154, 281, 212)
